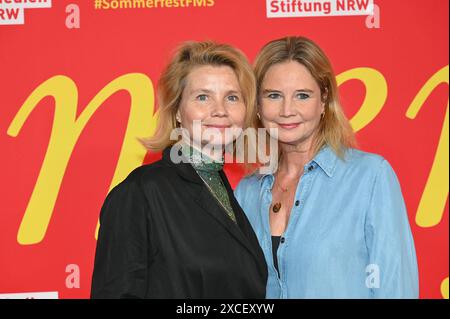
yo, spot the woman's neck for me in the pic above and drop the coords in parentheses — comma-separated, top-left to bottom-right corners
(278, 142, 315, 178)
(182, 139, 225, 163)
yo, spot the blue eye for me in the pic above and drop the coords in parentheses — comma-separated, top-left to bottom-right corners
(197, 94, 208, 101)
(227, 95, 239, 102)
(267, 93, 282, 100)
(297, 93, 310, 100)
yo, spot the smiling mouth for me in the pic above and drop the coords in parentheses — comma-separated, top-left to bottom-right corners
(204, 125, 232, 129)
(278, 123, 301, 129)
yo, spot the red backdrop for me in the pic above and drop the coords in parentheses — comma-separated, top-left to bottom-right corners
(1, 0, 448, 299)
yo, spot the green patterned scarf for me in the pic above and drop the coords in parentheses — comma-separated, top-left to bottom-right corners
(181, 143, 237, 223)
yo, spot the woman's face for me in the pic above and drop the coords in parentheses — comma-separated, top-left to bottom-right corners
(177, 65, 246, 148)
(259, 61, 324, 148)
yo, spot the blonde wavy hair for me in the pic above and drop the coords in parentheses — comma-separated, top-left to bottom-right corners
(254, 36, 356, 159)
(140, 41, 257, 152)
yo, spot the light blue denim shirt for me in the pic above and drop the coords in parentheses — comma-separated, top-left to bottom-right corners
(235, 146, 419, 298)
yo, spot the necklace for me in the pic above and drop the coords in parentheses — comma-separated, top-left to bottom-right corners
(271, 172, 303, 213)
(272, 180, 289, 213)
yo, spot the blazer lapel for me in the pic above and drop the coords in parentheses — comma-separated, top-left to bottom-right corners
(194, 187, 262, 262)
(219, 170, 267, 264)
(162, 147, 261, 262)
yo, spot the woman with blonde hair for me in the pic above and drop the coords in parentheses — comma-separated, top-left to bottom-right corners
(235, 36, 419, 298)
(91, 41, 267, 298)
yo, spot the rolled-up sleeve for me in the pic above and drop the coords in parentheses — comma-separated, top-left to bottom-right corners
(364, 159, 419, 298)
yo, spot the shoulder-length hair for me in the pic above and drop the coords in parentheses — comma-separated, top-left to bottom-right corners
(140, 41, 257, 151)
(253, 36, 356, 158)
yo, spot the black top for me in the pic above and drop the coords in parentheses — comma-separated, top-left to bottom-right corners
(271, 236, 281, 277)
(91, 146, 267, 298)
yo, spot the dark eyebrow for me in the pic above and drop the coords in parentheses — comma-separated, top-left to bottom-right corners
(225, 90, 242, 95)
(189, 89, 242, 95)
(190, 89, 214, 95)
(262, 89, 282, 94)
(262, 89, 315, 94)
(296, 89, 314, 93)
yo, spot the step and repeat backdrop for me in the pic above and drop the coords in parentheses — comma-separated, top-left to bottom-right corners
(0, 0, 448, 299)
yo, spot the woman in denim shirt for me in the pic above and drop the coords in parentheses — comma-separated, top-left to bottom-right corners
(235, 36, 419, 298)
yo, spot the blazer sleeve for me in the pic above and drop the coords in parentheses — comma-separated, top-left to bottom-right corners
(364, 159, 419, 298)
(91, 173, 150, 299)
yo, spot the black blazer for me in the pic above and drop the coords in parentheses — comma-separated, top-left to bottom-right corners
(91, 146, 267, 298)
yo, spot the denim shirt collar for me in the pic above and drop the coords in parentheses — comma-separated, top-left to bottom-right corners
(312, 145, 339, 177)
(257, 145, 340, 187)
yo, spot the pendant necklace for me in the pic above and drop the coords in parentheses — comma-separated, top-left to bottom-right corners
(272, 181, 288, 213)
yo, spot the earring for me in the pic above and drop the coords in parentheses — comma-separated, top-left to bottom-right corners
(257, 112, 261, 120)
